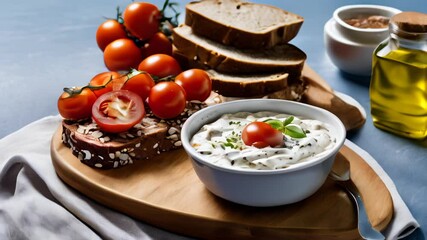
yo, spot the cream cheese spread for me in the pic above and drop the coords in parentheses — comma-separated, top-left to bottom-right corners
(190, 111, 336, 170)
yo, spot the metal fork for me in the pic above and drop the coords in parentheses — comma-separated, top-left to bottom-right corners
(329, 159, 385, 240)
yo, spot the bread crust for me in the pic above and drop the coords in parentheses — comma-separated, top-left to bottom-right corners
(185, 0, 304, 49)
(173, 25, 306, 80)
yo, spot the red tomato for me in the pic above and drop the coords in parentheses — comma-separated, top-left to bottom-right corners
(92, 90, 145, 133)
(58, 87, 97, 120)
(148, 82, 186, 119)
(122, 72, 155, 101)
(103, 38, 143, 71)
(242, 122, 284, 148)
(123, 2, 161, 40)
(141, 32, 173, 58)
(89, 71, 122, 97)
(138, 54, 182, 78)
(96, 19, 128, 51)
(175, 69, 212, 101)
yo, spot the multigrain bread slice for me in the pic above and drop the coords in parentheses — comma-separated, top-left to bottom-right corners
(173, 25, 307, 80)
(185, 0, 304, 49)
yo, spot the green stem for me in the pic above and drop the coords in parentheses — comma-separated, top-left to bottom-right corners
(161, 0, 170, 13)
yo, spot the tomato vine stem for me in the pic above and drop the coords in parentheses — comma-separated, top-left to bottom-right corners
(62, 70, 158, 98)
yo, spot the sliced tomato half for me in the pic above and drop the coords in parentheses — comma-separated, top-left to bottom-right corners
(92, 90, 145, 133)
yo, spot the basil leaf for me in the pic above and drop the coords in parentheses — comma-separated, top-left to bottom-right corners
(263, 116, 306, 139)
(283, 116, 294, 126)
(285, 124, 307, 138)
(264, 119, 283, 130)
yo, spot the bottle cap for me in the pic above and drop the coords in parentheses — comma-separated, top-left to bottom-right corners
(390, 12, 427, 40)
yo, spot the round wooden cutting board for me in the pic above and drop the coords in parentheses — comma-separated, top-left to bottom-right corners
(51, 126, 364, 240)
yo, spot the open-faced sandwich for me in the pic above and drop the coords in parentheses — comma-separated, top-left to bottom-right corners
(58, 0, 309, 170)
(58, 66, 220, 169)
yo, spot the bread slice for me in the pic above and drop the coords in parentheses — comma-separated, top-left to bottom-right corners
(61, 100, 222, 169)
(172, 25, 306, 80)
(173, 49, 289, 97)
(208, 70, 289, 97)
(185, 0, 304, 49)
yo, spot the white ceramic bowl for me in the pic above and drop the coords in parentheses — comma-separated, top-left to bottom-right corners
(181, 99, 346, 207)
(324, 5, 401, 76)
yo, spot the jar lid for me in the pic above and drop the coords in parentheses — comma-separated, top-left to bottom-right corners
(391, 12, 427, 33)
(390, 12, 427, 40)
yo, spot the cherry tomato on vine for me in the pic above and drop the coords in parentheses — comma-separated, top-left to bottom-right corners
(58, 87, 97, 120)
(138, 54, 182, 78)
(122, 72, 155, 101)
(123, 2, 161, 40)
(92, 90, 145, 133)
(141, 32, 173, 58)
(148, 82, 186, 119)
(175, 69, 212, 101)
(104, 38, 143, 71)
(96, 19, 128, 51)
(89, 71, 121, 97)
(242, 122, 284, 148)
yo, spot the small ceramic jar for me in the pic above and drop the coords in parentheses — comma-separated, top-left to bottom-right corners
(324, 5, 401, 76)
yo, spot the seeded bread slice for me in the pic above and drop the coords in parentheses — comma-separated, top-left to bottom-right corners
(185, 0, 304, 49)
(172, 25, 306, 79)
(61, 100, 222, 169)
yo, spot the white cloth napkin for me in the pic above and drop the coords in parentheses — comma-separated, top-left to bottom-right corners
(0, 115, 419, 240)
(0, 116, 193, 240)
(344, 140, 420, 240)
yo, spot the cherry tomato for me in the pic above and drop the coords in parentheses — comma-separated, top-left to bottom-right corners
(123, 2, 161, 40)
(138, 54, 182, 78)
(89, 71, 122, 97)
(148, 82, 186, 119)
(92, 90, 145, 133)
(242, 122, 284, 148)
(58, 87, 97, 120)
(96, 19, 128, 51)
(122, 72, 155, 101)
(175, 69, 212, 101)
(141, 32, 173, 58)
(104, 38, 143, 71)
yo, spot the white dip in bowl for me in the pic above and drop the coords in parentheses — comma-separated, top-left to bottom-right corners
(181, 99, 346, 207)
(191, 111, 336, 170)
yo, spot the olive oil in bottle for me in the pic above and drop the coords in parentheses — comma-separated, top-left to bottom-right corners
(370, 12, 427, 139)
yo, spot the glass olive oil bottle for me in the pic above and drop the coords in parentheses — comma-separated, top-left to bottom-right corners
(370, 12, 427, 139)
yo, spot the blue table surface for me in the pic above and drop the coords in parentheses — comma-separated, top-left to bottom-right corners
(0, 0, 426, 239)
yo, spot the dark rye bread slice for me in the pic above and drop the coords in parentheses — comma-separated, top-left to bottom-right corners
(61, 101, 220, 169)
(173, 48, 307, 99)
(173, 48, 290, 97)
(219, 76, 308, 102)
(172, 25, 307, 80)
(208, 70, 289, 97)
(185, 0, 304, 49)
